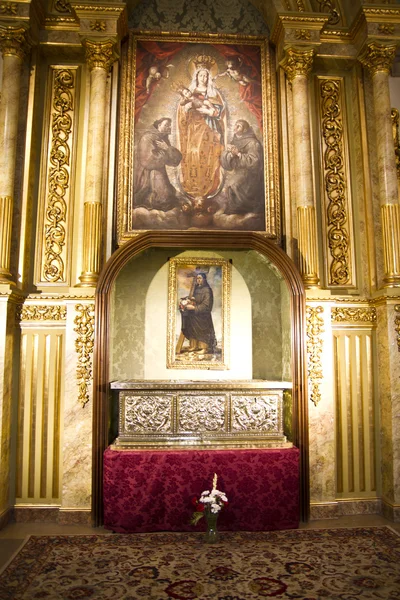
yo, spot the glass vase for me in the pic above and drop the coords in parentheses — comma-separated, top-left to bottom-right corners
(204, 510, 219, 543)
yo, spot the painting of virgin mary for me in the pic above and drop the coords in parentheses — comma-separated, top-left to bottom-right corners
(119, 34, 276, 239)
(177, 57, 226, 199)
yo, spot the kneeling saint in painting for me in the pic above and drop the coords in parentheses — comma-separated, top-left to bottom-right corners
(179, 273, 216, 355)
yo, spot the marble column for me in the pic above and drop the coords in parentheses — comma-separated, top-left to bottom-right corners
(0, 26, 30, 283)
(359, 42, 400, 288)
(281, 47, 319, 288)
(77, 40, 115, 287)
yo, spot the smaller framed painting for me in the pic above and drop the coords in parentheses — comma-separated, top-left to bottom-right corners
(167, 257, 231, 369)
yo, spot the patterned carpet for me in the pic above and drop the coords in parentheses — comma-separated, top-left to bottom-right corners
(0, 527, 399, 599)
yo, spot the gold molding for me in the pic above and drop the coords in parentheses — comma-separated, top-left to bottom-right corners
(395, 304, 400, 352)
(0, 25, 30, 59)
(318, 77, 353, 287)
(74, 303, 94, 408)
(83, 38, 116, 71)
(358, 42, 397, 76)
(281, 47, 315, 81)
(306, 306, 324, 407)
(19, 305, 66, 321)
(331, 307, 377, 323)
(39, 67, 78, 286)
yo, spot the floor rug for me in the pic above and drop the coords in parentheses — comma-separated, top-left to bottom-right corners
(0, 527, 399, 599)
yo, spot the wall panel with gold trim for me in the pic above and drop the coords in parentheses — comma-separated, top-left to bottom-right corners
(16, 317, 65, 505)
(332, 310, 380, 500)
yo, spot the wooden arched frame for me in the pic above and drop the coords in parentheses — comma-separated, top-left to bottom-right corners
(92, 231, 309, 525)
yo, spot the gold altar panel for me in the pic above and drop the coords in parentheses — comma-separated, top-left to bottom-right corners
(333, 329, 380, 499)
(16, 329, 64, 504)
(35, 65, 80, 287)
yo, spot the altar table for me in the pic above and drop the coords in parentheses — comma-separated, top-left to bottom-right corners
(103, 446, 300, 533)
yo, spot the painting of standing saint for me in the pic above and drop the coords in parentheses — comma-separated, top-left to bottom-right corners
(167, 258, 231, 370)
(117, 32, 279, 243)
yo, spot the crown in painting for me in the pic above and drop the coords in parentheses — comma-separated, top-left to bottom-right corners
(193, 54, 216, 71)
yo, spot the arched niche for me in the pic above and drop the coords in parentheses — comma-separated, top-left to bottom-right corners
(93, 231, 308, 525)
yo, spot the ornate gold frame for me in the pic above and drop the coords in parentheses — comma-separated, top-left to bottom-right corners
(116, 31, 280, 244)
(167, 257, 231, 369)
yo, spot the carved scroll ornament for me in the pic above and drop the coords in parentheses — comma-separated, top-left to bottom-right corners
(306, 306, 324, 407)
(43, 68, 76, 284)
(74, 304, 95, 408)
(319, 78, 351, 286)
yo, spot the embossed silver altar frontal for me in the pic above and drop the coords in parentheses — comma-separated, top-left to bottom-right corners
(167, 257, 231, 370)
(111, 380, 292, 448)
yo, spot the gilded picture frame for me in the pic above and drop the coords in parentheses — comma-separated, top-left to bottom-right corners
(167, 257, 231, 370)
(116, 31, 280, 244)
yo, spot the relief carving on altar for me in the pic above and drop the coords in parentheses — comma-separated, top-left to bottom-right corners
(111, 382, 291, 449)
(116, 31, 279, 243)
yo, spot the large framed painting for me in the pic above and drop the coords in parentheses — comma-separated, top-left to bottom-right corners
(167, 257, 231, 370)
(116, 31, 280, 244)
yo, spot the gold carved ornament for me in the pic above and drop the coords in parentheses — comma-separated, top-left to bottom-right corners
(316, 0, 341, 26)
(295, 29, 311, 41)
(320, 79, 350, 286)
(83, 39, 116, 72)
(395, 305, 400, 352)
(378, 24, 395, 35)
(0, 26, 30, 59)
(43, 69, 75, 284)
(74, 303, 94, 408)
(90, 20, 106, 32)
(359, 42, 397, 75)
(281, 47, 315, 82)
(331, 307, 377, 323)
(391, 108, 400, 179)
(0, 2, 17, 15)
(19, 305, 66, 321)
(53, 0, 71, 12)
(306, 306, 324, 407)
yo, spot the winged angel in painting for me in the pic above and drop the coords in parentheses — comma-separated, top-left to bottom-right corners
(132, 40, 265, 232)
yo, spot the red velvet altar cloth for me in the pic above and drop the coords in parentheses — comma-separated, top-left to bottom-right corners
(103, 447, 300, 533)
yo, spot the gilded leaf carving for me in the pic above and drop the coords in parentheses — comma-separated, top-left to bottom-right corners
(319, 78, 351, 286)
(306, 306, 324, 407)
(43, 69, 75, 283)
(74, 304, 94, 408)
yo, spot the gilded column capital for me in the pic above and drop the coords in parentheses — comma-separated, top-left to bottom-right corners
(0, 24, 30, 59)
(280, 47, 315, 81)
(358, 42, 397, 76)
(83, 38, 117, 72)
